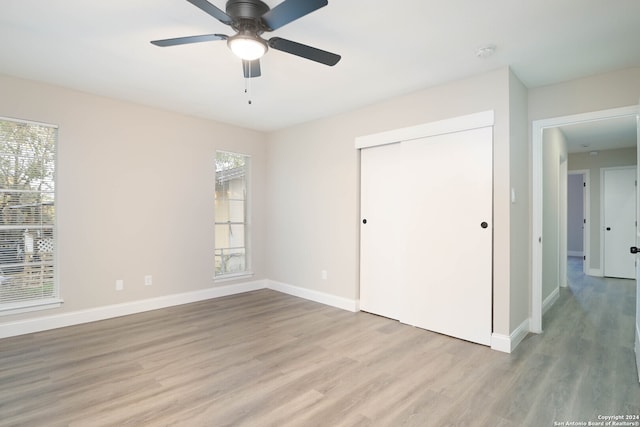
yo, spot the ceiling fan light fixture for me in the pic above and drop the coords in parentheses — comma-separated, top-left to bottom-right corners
(228, 33, 267, 60)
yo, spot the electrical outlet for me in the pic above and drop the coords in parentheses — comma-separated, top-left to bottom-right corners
(144, 275, 152, 286)
(116, 279, 124, 291)
(321, 270, 328, 280)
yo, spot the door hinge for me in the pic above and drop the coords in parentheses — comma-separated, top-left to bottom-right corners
(583, 255, 586, 261)
(583, 218, 586, 224)
(583, 182, 586, 187)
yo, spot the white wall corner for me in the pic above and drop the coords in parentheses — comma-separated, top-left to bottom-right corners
(267, 280, 359, 312)
(491, 318, 531, 353)
(0, 279, 268, 340)
(542, 287, 560, 315)
(490, 333, 511, 353)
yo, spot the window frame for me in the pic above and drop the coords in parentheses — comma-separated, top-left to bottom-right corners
(0, 116, 62, 316)
(214, 150, 252, 281)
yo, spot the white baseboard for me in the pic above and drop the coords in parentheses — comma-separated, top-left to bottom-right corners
(491, 318, 530, 354)
(0, 280, 266, 339)
(567, 251, 584, 257)
(542, 287, 560, 315)
(267, 280, 359, 312)
(0, 279, 361, 339)
(588, 268, 603, 277)
(490, 333, 511, 353)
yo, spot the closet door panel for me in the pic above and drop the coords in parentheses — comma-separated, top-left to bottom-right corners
(359, 143, 406, 320)
(402, 127, 493, 345)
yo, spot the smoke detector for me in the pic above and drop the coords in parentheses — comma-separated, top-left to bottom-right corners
(476, 44, 496, 58)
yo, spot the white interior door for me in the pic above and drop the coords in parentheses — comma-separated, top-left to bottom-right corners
(603, 167, 636, 279)
(635, 106, 640, 383)
(359, 143, 406, 320)
(401, 127, 493, 345)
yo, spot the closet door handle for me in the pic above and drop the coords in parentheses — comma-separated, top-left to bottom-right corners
(631, 247, 639, 254)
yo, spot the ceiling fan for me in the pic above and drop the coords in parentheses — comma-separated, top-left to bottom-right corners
(151, 0, 341, 78)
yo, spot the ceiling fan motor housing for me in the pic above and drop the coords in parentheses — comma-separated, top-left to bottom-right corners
(226, 0, 270, 36)
(226, 0, 269, 20)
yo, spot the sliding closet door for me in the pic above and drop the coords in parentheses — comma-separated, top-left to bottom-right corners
(402, 127, 493, 345)
(359, 142, 406, 320)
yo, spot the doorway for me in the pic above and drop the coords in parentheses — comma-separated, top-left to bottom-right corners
(567, 170, 589, 275)
(532, 105, 639, 333)
(567, 170, 589, 273)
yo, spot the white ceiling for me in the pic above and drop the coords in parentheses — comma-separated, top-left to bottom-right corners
(1, 0, 640, 132)
(560, 116, 638, 154)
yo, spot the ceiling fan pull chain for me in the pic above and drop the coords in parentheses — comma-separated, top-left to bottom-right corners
(245, 75, 253, 105)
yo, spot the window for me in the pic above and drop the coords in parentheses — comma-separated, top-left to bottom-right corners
(215, 151, 250, 278)
(0, 117, 59, 313)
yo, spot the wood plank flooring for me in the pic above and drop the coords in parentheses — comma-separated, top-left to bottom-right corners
(1, 258, 638, 426)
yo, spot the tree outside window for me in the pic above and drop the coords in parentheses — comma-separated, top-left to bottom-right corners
(0, 118, 57, 307)
(215, 151, 249, 277)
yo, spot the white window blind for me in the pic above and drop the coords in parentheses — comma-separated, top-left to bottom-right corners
(215, 151, 250, 277)
(0, 117, 59, 313)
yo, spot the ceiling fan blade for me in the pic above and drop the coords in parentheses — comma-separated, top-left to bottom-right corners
(151, 34, 227, 47)
(261, 0, 328, 31)
(242, 59, 261, 78)
(185, 0, 233, 25)
(268, 37, 340, 66)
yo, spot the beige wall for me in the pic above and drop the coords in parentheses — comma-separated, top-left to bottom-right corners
(542, 128, 568, 301)
(266, 66, 521, 337)
(0, 74, 267, 323)
(508, 69, 531, 331)
(529, 68, 640, 121)
(5, 64, 637, 340)
(568, 147, 637, 271)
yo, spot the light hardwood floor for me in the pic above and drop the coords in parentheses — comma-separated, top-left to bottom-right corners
(1, 259, 639, 426)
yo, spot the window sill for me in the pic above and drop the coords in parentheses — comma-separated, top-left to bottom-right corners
(0, 298, 64, 316)
(214, 271, 254, 284)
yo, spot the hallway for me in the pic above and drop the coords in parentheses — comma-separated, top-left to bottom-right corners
(519, 256, 639, 421)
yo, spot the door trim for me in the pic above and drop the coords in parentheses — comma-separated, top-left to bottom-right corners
(636, 104, 640, 383)
(532, 105, 639, 333)
(355, 110, 494, 149)
(568, 170, 590, 275)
